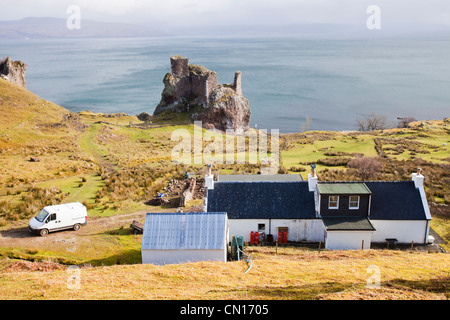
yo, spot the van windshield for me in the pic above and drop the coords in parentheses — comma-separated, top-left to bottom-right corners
(35, 209, 49, 222)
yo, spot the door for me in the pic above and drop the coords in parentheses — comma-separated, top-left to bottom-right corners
(45, 213, 60, 230)
(278, 227, 288, 243)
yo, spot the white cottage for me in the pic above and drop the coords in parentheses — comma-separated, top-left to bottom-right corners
(205, 169, 432, 250)
(141, 212, 228, 265)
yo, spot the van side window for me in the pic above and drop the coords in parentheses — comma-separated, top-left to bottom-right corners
(49, 213, 56, 221)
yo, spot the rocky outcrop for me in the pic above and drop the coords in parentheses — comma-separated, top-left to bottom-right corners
(0, 57, 26, 88)
(153, 56, 250, 134)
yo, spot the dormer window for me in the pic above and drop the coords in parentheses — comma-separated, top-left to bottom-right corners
(328, 196, 339, 209)
(349, 196, 360, 209)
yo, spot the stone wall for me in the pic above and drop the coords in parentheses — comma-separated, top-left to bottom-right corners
(189, 71, 218, 105)
(169, 56, 219, 106)
(170, 56, 189, 77)
(233, 71, 242, 96)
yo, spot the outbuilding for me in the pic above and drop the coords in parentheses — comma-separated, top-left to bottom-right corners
(141, 212, 228, 265)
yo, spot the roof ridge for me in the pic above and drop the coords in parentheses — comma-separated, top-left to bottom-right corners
(215, 181, 306, 184)
(319, 180, 411, 183)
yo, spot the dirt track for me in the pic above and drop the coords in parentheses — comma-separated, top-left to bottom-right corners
(0, 210, 148, 248)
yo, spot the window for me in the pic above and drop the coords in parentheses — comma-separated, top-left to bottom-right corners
(328, 196, 339, 209)
(258, 224, 265, 232)
(35, 209, 49, 222)
(349, 196, 360, 209)
(45, 213, 56, 223)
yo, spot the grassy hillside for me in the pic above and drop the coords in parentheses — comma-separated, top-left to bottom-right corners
(0, 78, 448, 300)
(0, 247, 448, 300)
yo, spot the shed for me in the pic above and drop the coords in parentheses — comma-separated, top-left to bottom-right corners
(141, 212, 228, 265)
(322, 217, 375, 250)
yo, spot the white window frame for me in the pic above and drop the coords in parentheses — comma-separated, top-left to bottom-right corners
(328, 196, 339, 209)
(349, 196, 360, 210)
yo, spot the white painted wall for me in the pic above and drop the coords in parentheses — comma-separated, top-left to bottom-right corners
(142, 249, 227, 265)
(227, 218, 430, 247)
(370, 220, 429, 244)
(228, 219, 325, 243)
(325, 231, 373, 250)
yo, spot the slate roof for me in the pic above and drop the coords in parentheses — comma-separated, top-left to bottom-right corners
(365, 181, 428, 220)
(141, 212, 228, 250)
(207, 179, 428, 221)
(322, 217, 376, 231)
(207, 181, 316, 219)
(218, 174, 304, 182)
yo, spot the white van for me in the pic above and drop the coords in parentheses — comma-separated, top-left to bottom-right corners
(28, 202, 87, 236)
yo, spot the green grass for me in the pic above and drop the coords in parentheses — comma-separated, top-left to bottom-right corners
(281, 134, 377, 171)
(36, 174, 104, 205)
(78, 124, 109, 166)
(430, 215, 450, 252)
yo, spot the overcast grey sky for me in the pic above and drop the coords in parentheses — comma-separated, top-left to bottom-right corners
(1, 0, 449, 27)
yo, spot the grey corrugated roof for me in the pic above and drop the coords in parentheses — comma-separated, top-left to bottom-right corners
(322, 217, 376, 231)
(207, 181, 316, 219)
(141, 212, 227, 250)
(218, 174, 304, 182)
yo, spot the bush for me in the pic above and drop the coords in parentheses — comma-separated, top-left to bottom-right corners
(289, 166, 306, 172)
(347, 157, 383, 180)
(0, 187, 65, 220)
(317, 157, 352, 166)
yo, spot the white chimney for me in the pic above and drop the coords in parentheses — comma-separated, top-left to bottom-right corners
(412, 168, 424, 188)
(411, 168, 432, 227)
(308, 164, 318, 192)
(205, 164, 214, 190)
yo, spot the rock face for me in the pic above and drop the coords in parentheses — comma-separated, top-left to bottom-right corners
(153, 56, 250, 133)
(0, 57, 26, 88)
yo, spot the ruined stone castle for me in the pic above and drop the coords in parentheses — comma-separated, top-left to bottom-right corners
(167, 55, 242, 106)
(153, 56, 250, 133)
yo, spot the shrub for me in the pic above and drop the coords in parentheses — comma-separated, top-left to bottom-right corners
(347, 157, 383, 180)
(317, 157, 352, 166)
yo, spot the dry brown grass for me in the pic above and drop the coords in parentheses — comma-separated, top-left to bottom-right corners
(0, 247, 448, 300)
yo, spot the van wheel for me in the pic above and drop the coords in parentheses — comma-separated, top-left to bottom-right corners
(40, 229, 49, 237)
(73, 224, 81, 231)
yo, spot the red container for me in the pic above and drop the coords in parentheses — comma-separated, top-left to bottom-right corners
(278, 231, 283, 244)
(283, 231, 288, 244)
(254, 231, 259, 244)
(250, 231, 255, 245)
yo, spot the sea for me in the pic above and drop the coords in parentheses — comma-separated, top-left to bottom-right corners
(2, 34, 450, 133)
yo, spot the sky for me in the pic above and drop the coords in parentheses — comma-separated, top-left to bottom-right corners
(1, 0, 449, 28)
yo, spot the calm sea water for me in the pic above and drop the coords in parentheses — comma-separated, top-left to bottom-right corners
(2, 35, 449, 133)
